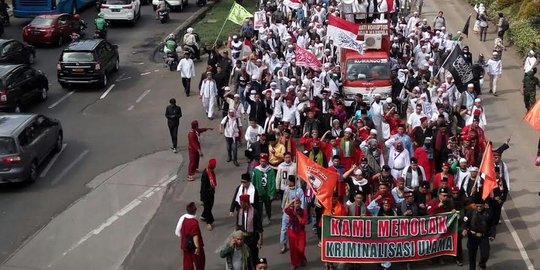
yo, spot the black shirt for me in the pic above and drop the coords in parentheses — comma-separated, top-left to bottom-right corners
(165, 104, 182, 127)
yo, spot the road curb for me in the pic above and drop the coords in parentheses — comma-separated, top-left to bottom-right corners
(150, 1, 217, 62)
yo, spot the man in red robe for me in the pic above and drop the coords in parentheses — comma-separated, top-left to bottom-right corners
(414, 137, 435, 181)
(187, 120, 212, 181)
(175, 202, 205, 270)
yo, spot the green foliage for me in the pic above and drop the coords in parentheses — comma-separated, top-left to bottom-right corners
(517, 0, 540, 20)
(507, 19, 540, 54)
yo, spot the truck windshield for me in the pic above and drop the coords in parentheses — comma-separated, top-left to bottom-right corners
(346, 60, 390, 81)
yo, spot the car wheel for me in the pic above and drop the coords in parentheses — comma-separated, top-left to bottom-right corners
(54, 132, 63, 153)
(113, 58, 119, 72)
(100, 74, 108, 88)
(27, 161, 38, 183)
(14, 102, 22, 113)
(27, 53, 35, 65)
(57, 36, 63, 47)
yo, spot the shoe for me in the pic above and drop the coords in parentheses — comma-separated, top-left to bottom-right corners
(206, 224, 213, 231)
(280, 246, 288, 254)
(170, 147, 175, 151)
(208, 117, 213, 120)
(489, 89, 493, 93)
(233, 160, 239, 167)
(318, 242, 322, 247)
(536, 154, 540, 166)
(187, 175, 194, 181)
(456, 260, 463, 266)
(173, 148, 178, 153)
(493, 92, 498, 96)
(195, 169, 201, 173)
(226, 158, 231, 162)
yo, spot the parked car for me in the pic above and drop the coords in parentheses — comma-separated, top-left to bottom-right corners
(57, 39, 119, 89)
(23, 13, 82, 47)
(101, 0, 141, 25)
(0, 113, 63, 184)
(0, 65, 49, 113)
(152, 0, 187, 12)
(0, 39, 36, 65)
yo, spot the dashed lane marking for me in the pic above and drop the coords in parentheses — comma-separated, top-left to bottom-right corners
(135, 89, 151, 103)
(40, 144, 67, 178)
(48, 91, 74, 109)
(99, 84, 116, 99)
(140, 72, 151, 76)
(46, 174, 178, 268)
(502, 207, 536, 270)
(50, 150, 89, 186)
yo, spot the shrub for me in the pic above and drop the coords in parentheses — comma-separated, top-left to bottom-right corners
(517, 0, 540, 20)
(507, 19, 540, 54)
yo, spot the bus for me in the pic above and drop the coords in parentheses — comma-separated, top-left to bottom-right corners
(13, 0, 94, 18)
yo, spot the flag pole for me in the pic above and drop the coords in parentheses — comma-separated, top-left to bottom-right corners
(435, 43, 459, 78)
(214, 4, 234, 45)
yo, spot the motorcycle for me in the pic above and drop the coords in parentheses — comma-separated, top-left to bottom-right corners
(182, 44, 200, 60)
(158, 9, 169, 24)
(165, 52, 178, 71)
(94, 29, 107, 39)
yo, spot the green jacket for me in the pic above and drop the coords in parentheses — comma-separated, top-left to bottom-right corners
(252, 166, 276, 198)
(523, 71, 540, 91)
(95, 18, 106, 30)
(219, 244, 252, 270)
(165, 39, 177, 52)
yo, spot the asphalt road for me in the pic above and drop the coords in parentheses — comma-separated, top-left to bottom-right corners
(123, 1, 540, 270)
(0, 3, 203, 264)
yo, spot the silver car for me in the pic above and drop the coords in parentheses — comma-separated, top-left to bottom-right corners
(0, 114, 63, 184)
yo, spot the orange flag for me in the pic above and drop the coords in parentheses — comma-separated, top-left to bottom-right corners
(296, 151, 338, 213)
(480, 143, 497, 200)
(523, 98, 540, 133)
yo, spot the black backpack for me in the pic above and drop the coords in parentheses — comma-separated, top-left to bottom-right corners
(501, 18, 509, 31)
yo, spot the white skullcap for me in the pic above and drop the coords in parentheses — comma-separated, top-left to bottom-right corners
(467, 83, 474, 87)
(413, 86, 420, 91)
(457, 31, 461, 34)
(529, 50, 535, 55)
(459, 158, 467, 163)
(275, 89, 281, 94)
(386, 97, 392, 103)
(374, 93, 381, 97)
(492, 51, 498, 56)
(290, 78, 296, 82)
(429, 58, 435, 62)
(234, 93, 240, 97)
(423, 18, 427, 21)
(354, 169, 363, 175)
(441, 26, 446, 30)
(224, 86, 231, 90)
(270, 82, 277, 86)
(344, 128, 353, 133)
(250, 90, 257, 94)
(468, 166, 479, 172)
(475, 98, 481, 102)
(370, 129, 378, 134)
(252, 75, 258, 80)
(420, 93, 427, 98)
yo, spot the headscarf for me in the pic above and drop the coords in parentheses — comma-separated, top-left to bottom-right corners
(191, 120, 199, 129)
(207, 158, 217, 188)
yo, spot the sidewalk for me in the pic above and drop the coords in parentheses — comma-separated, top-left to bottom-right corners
(0, 151, 181, 270)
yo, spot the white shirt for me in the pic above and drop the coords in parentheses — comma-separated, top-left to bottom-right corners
(177, 58, 195, 78)
(221, 116, 242, 138)
(200, 79, 217, 98)
(407, 112, 425, 130)
(486, 58, 502, 75)
(244, 125, 264, 145)
(524, 56, 537, 73)
(282, 105, 301, 126)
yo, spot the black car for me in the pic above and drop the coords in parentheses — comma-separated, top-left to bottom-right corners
(0, 65, 49, 112)
(0, 39, 36, 65)
(57, 39, 119, 89)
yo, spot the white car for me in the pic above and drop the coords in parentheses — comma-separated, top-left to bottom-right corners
(101, 0, 141, 25)
(152, 0, 187, 12)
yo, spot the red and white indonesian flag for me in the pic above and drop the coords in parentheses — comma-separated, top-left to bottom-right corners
(327, 15, 364, 53)
(294, 44, 322, 70)
(283, 0, 302, 9)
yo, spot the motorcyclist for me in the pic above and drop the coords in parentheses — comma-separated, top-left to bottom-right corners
(94, 13, 107, 38)
(155, 0, 167, 19)
(0, 0, 9, 25)
(164, 34, 178, 63)
(73, 14, 86, 36)
(183, 27, 200, 60)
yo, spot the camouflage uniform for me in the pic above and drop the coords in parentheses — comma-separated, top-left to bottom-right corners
(522, 70, 540, 110)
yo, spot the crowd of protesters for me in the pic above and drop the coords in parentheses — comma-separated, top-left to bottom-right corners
(171, 0, 540, 269)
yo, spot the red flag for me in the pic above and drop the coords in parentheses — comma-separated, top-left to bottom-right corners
(296, 151, 338, 213)
(294, 44, 322, 70)
(523, 98, 540, 133)
(283, 0, 302, 9)
(327, 14, 359, 36)
(480, 143, 497, 200)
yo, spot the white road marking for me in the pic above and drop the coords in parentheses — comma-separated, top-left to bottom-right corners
(502, 207, 536, 270)
(115, 72, 126, 81)
(48, 174, 178, 268)
(40, 144, 67, 178)
(99, 84, 116, 99)
(136, 62, 144, 65)
(50, 150, 89, 186)
(135, 89, 151, 103)
(48, 91, 74, 109)
(116, 76, 132, 82)
(127, 105, 135, 111)
(154, 69, 159, 72)
(140, 72, 151, 76)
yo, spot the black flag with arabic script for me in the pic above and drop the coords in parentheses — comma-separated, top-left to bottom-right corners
(442, 45, 474, 92)
(462, 15, 471, 37)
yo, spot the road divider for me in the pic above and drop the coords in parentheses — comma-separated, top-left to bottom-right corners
(99, 84, 116, 100)
(40, 144, 67, 178)
(48, 91, 74, 109)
